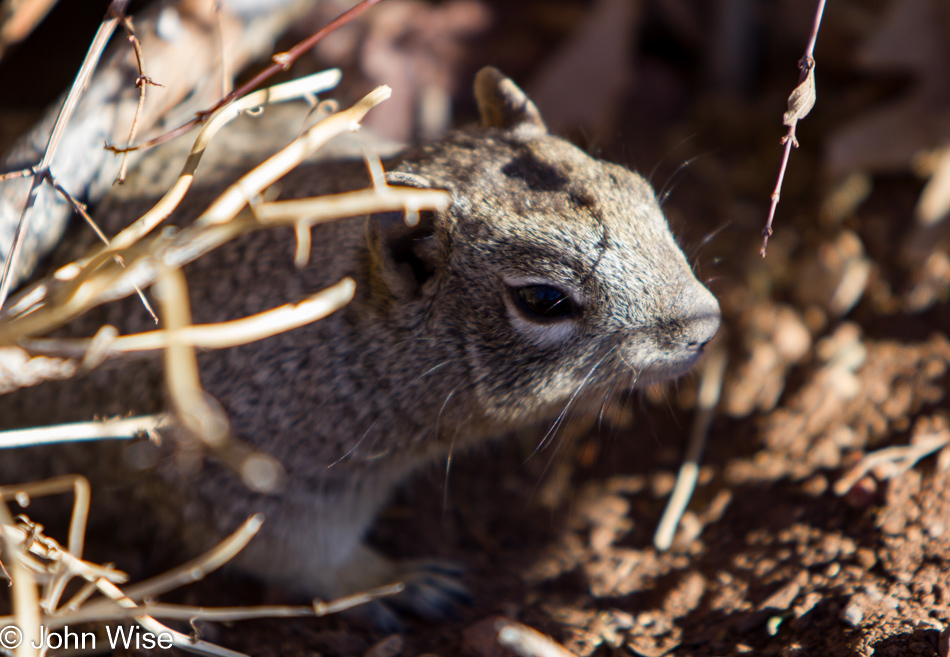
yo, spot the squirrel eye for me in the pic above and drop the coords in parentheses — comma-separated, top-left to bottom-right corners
(514, 285, 578, 320)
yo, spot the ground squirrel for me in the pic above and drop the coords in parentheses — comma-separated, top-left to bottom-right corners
(0, 68, 720, 623)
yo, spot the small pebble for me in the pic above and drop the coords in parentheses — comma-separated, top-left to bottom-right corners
(840, 599, 864, 628)
(802, 475, 828, 497)
(855, 548, 877, 570)
(461, 616, 514, 657)
(844, 476, 878, 509)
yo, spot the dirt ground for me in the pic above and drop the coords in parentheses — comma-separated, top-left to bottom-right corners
(2, 1, 950, 656)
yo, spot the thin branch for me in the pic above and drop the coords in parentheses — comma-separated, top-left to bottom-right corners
(47, 172, 158, 323)
(114, 12, 163, 185)
(79, 515, 263, 608)
(2, 67, 342, 326)
(157, 265, 229, 450)
(311, 582, 405, 616)
(155, 265, 286, 493)
(47, 176, 105, 243)
(760, 0, 826, 257)
(59, 602, 315, 624)
(41, 581, 405, 625)
(0, 415, 167, 450)
(0, 167, 33, 182)
(58, 579, 98, 614)
(22, 278, 355, 358)
(833, 431, 950, 496)
(0, 476, 105, 617)
(654, 344, 727, 551)
(105, 69, 341, 254)
(255, 187, 450, 227)
(95, 579, 250, 657)
(496, 621, 579, 657)
(294, 222, 311, 268)
(0, 0, 130, 314)
(196, 85, 392, 227)
(107, 0, 387, 154)
(31, 582, 403, 627)
(0, 475, 91, 560)
(14, 514, 261, 625)
(0, 76, 368, 344)
(0, 499, 42, 657)
(212, 1, 232, 98)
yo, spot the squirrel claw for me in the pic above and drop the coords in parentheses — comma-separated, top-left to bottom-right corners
(347, 559, 471, 631)
(389, 559, 471, 621)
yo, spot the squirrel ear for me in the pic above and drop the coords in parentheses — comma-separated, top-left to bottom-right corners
(367, 173, 442, 300)
(474, 67, 547, 136)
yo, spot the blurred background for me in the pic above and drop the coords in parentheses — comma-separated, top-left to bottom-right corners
(1, 1, 948, 655)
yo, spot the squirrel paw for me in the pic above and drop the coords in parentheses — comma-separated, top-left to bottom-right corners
(343, 556, 471, 631)
(390, 558, 471, 619)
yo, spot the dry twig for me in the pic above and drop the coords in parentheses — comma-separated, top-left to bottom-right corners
(97, 69, 342, 257)
(21, 279, 355, 359)
(1, 505, 402, 656)
(0, 83, 389, 344)
(654, 343, 727, 551)
(0, 475, 90, 561)
(108, 0, 389, 154)
(0, 1, 320, 303)
(496, 621, 579, 657)
(96, 579, 250, 657)
(85, 514, 263, 607)
(0, 499, 41, 657)
(113, 12, 163, 185)
(760, 0, 826, 257)
(48, 171, 159, 324)
(0, 415, 166, 449)
(155, 264, 285, 493)
(833, 430, 950, 496)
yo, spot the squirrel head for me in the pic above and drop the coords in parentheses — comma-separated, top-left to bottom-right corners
(367, 68, 720, 425)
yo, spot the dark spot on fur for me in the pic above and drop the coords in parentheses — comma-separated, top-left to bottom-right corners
(569, 189, 597, 209)
(454, 167, 475, 185)
(569, 187, 605, 225)
(502, 152, 569, 192)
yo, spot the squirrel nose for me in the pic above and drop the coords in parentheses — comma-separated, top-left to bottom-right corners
(681, 284, 721, 349)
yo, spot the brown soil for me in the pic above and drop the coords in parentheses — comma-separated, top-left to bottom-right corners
(2, 1, 949, 656)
